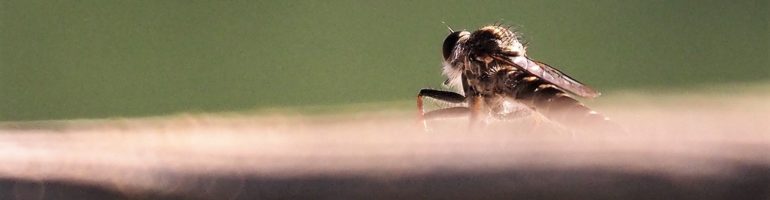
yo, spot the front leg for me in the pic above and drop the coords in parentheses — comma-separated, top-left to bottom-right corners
(468, 95, 484, 131)
(421, 107, 471, 132)
(423, 107, 470, 120)
(417, 89, 466, 129)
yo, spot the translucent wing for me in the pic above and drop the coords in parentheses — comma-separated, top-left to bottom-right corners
(495, 56, 601, 98)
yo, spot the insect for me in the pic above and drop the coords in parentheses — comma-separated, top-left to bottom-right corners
(417, 24, 616, 131)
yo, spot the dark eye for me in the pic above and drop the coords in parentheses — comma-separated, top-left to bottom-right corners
(442, 31, 463, 60)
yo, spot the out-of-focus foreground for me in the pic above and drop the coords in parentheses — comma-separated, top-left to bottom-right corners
(0, 89, 768, 200)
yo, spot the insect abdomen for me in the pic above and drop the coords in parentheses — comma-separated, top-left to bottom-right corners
(511, 76, 615, 130)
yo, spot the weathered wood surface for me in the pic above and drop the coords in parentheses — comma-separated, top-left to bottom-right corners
(1, 94, 768, 200)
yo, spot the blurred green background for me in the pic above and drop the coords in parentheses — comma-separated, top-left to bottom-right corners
(1, 0, 767, 121)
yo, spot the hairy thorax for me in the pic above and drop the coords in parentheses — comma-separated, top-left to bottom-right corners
(465, 59, 522, 96)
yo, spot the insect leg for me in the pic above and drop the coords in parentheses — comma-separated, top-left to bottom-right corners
(417, 89, 466, 117)
(468, 95, 484, 131)
(423, 107, 470, 120)
(417, 89, 466, 103)
(417, 89, 466, 130)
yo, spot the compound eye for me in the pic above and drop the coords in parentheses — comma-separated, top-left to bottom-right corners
(442, 31, 463, 60)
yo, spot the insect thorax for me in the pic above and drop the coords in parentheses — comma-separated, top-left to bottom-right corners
(465, 26, 525, 59)
(465, 61, 524, 96)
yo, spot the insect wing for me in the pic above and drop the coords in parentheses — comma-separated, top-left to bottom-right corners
(497, 56, 601, 98)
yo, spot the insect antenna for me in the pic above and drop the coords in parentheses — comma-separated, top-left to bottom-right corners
(442, 21, 454, 33)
